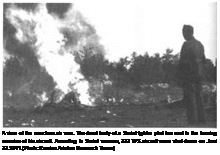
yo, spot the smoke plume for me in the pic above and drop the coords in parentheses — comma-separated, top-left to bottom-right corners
(3, 3, 105, 108)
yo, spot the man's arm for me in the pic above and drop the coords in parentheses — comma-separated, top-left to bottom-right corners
(176, 42, 187, 86)
(179, 42, 187, 64)
(194, 42, 206, 79)
(201, 44, 206, 65)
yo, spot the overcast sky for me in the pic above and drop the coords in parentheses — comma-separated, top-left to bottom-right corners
(71, 0, 217, 62)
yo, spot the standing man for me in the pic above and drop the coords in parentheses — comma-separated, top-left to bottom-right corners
(177, 25, 206, 125)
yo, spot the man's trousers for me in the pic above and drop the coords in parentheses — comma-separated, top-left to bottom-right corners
(183, 82, 206, 125)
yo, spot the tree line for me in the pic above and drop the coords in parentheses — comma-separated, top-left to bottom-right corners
(3, 47, 216, 94)
(80, 48, 216, 89)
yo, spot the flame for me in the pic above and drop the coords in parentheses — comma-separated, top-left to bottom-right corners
(3, 47, 12, 67)
(5, 4, 99, 106)
(36, 91, 48, 107)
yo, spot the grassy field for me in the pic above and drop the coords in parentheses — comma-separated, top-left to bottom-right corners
(3, 101, 217, 128)
(3, 85, 217, 128)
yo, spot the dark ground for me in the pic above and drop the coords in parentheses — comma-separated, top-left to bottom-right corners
(3, 100, 217, 128)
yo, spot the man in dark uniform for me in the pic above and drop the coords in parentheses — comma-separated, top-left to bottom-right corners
(177, 25, 206, 125)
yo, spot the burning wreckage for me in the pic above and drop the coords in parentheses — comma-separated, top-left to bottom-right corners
(3, 3, 106, 110)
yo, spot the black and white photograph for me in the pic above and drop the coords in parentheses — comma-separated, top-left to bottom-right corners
(3, 2, 217, 128)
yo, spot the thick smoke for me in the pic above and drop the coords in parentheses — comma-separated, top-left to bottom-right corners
(59, 7, 105, 55)
(3, 3, 105, 108)
(46, 3, 71, 19)
(15, 3, 38, 11)
(4, 4, 39, 68)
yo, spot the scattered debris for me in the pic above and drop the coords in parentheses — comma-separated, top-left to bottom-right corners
(8, 119, 13, 123)
(167, 95, 172, 103)
(21, 123, 29, 126)
(29, 119, 35, 127)
(158, 83, 169, 89)
(203, 84, 217, 93)
(6, 91, 12, 97)
(106, 110, 111, 114)
(149, 98, 156, 103)
(112, 98, 116, 103)
(126, 124, 134, 127)
(141, 84, 155, 90)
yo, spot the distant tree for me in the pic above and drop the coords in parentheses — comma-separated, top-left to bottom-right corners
(149, 53, 164, 83)
(128, 52, 165, 88)
(115, 58, 131, 86)
(3, 57, 28, 93)
(161, 48, 179, 84)
(78, 47, 107, 80)
(129, 53, 146, 88)
(3, 57, 56, 108)
(204, 58, 216, 83)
